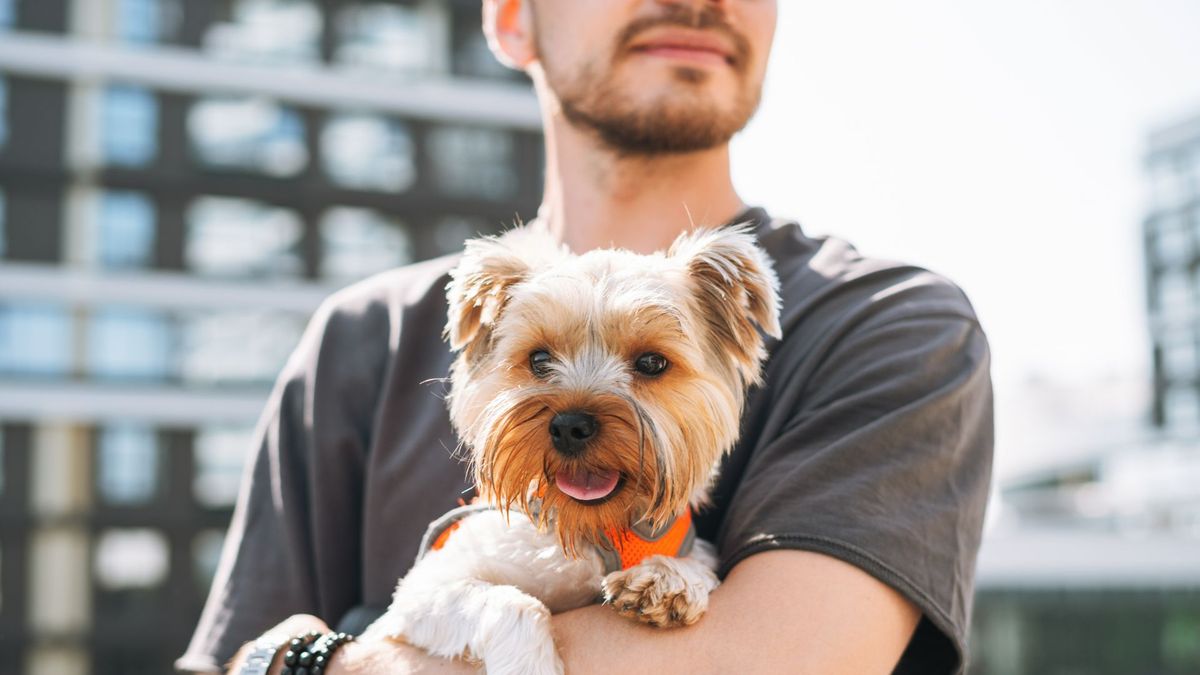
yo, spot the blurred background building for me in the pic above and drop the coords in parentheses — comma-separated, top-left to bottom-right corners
(0, 1, 540, 673)
(967, 114, 1200, 674)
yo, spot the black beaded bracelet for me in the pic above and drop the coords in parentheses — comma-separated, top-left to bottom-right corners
(281, 630, 355, 675)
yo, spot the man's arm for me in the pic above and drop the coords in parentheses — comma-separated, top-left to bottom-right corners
(266, 549, 917, 675)
(555, 550, 920, 675)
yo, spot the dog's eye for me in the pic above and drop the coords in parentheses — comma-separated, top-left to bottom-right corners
(634, 353, 669, 377)
(529, 350, 553, 377)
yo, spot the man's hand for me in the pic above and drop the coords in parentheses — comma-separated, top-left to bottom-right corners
(224, 613, 478, 675)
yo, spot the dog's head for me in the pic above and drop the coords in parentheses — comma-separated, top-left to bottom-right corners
(444, 222, 781, 552)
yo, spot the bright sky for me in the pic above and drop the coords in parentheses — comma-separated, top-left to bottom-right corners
(732, 0, 1200, 391)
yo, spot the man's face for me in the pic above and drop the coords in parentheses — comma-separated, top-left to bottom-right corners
(529, 0, 777, 156)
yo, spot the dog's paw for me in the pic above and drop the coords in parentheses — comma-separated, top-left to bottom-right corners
(602, 555, 718, 628)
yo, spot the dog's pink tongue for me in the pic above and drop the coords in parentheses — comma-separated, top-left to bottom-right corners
(555, 467, 620, 502)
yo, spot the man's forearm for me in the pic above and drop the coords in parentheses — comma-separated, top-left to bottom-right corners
(553, 550, 921, 675)
(284, 549, 920, 675)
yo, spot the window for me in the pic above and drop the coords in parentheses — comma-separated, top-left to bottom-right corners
(193, 426, 252, 508)
(1162, 329, 1198, 383)
(433, 216, 488, 256)
(1155, 214, 1192, 268)
(320, 207, 412, 282)
(0, 187, 6, 259)
(0, 0, 12, 30)
(334, 3, 434, 74)
(102, 85, 158, 167)
(321, 113, 416, 193)
(88, 308, 173, 380)
(1149, 155, 1193, 212)
(203, 0, 320, 66)
(427, 126, 519, 200)
(0, 76, 8, 150)
(116, 0, 180, 44)
(188, 98, 308, 177)
(96, 425, 159, 505)
(1156, 269, 1191, 314)
(0, 305, 72, 376)
(179, 310, 305, 386)
(94, 529, 169, 590)
(186, 196, 304, 278)
(192, 530, 225, 591)
(96, 190, 155, 269)
(1164, 384, 1200, 431)
(451, 9, 512, 79)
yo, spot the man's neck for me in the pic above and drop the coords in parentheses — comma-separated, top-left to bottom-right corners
(537, 114, 747, 254)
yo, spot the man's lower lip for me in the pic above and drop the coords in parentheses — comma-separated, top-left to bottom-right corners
(633, 46, 731, 67)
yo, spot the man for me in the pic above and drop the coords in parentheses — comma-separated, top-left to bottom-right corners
(178, 1, 993, 673)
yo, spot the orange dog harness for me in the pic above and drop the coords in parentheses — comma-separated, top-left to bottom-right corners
(419, 502, 696, 574)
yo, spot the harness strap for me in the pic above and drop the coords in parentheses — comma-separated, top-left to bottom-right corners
(419, 502, 696, 575)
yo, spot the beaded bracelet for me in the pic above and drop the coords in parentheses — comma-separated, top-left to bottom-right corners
(280, 630, 355, 675)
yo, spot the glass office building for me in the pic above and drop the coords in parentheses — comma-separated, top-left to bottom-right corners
(967, 114, 1200, 674)
(1146, 114, 1200, 430)
(0, 1, 542, 673)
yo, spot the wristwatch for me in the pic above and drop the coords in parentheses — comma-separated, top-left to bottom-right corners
(239, 633, 289, 675)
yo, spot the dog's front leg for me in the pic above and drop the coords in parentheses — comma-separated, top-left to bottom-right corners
(363, 574, 563, 675)
(601, 538, 720, 628)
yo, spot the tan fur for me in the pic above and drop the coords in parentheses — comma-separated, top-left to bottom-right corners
(445, 222, 782, 554)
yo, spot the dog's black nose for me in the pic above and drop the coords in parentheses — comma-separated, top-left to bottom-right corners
(549, 412, 598, 456)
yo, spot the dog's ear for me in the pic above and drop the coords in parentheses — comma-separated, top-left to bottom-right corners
(445, 224, 564, 358)
(669, 223, 782, 386)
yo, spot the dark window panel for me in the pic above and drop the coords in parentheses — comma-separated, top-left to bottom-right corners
(0, 424, 31, 675)
(0, 76, 9, 151)
(0, 185, 7, 258)
(2, 183, 62, 262)
(4, 77, 67, 173)
(448, 0, 525, 81)
(13, 0, 68, 33)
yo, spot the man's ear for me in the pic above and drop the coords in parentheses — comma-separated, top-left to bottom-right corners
(445, 224, 564, 359)
(483, 0, 537, 70)
(669, 224, 782, 386)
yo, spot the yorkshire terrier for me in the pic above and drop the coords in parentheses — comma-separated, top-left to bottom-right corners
(363, 222, 781, 675)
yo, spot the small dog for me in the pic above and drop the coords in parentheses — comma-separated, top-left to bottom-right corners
(363, 222, 781, 675)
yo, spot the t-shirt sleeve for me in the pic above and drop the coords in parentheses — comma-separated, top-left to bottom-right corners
(175, 287, 390, 673)
(716, 308, 994, 675)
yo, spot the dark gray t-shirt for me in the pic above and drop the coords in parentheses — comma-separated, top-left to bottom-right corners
(177, 208, 993, 674)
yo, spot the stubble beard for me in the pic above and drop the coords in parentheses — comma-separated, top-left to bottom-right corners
(534, 8, 764, 157)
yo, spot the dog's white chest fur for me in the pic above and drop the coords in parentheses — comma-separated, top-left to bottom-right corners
(416, 509, 607, 613)
(362, 509, 719, 675)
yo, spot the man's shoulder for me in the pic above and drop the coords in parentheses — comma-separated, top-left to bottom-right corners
(754, 216, 983, 333)
(284, 253, 462, 379)
(317, 252, 463, 320)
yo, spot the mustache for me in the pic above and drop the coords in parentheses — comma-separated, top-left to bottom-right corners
(615, 4, 753, 70)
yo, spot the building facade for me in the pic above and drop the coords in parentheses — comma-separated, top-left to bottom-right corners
(0, 1, 542, 673)
(1146, 113, 1200, 430)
